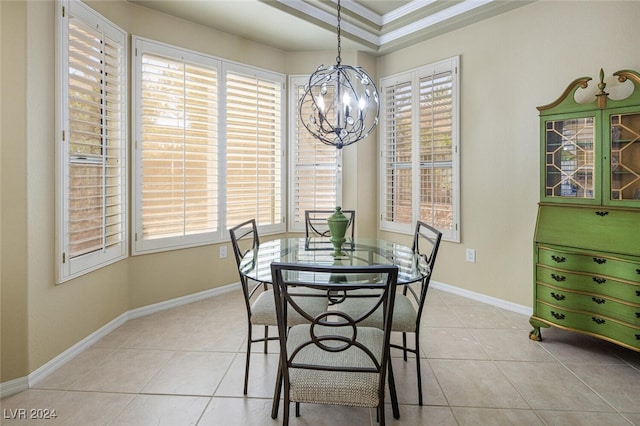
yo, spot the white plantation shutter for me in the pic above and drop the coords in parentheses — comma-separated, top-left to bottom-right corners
(381, 79, 413, 229)
(133, 40, 219, 253)
(380, 57, 459, 241)
(419, 70, 455, 235)
(57, 0, 128, 282)
(225, 66, 284, 232)
(289, 76, 341, 233)
(133, 39, 285, 253)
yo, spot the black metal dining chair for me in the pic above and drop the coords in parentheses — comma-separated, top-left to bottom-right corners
(338, 220, 442, 405)
(270, 262, 400, 426)
(229, 219, 276, 395)
(229, 219, 329, 395)
(393, 220, 442, 405)
(304, 209, 356, 238)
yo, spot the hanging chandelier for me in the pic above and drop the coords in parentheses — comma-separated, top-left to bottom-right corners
(299, 0, 379, 149)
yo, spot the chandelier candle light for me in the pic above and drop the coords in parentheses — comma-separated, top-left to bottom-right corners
(299, 0, 379, 149)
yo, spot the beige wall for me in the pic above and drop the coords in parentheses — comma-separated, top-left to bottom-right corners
(377, 0, 640, 306)
(2, 0, 639, 383)
(349, 51, 379, 238)
(1, 0, 29, 385)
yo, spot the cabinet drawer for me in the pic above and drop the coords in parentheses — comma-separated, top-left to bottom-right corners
(535, 205, 640, 256)
(536, 265, 640, 303)
(535, 301, 640, 350)
(536, 284, 640, 325)
(538, 247, 640, 283)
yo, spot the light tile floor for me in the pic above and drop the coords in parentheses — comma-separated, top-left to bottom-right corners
(2, 287, 640, 425)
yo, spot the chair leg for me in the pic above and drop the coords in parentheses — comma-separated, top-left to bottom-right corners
(295, 402, 300, 417)
(415, 333, 423, 406)
(387, 358, 400, 420)
(244, 325, 252, 395)
(283, 395, 290, 426)
(401, 332, 408, 361)
(271, 362, 283, 419)
(263, 325, 269, 354)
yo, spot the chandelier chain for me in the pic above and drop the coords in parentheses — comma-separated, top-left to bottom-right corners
(336, 0, 341, 64)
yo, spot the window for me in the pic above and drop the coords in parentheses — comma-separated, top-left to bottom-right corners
(380, 57, 460, 241)
(288, 75, 341, 233)
(132, 38, 285, 254)
(56, 0, 128, 282)
(132, 39, 220, 254)
(225, 65, 285, 233)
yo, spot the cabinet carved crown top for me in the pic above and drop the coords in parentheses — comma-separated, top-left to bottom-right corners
(538, 69, 640, 114)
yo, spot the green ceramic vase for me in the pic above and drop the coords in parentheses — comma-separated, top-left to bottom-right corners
(327, 206, 348, 257)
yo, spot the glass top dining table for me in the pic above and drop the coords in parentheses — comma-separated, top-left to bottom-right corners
(239, 237, 430, 285)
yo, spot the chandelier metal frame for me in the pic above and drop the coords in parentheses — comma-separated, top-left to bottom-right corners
(298, 0, 379, 149)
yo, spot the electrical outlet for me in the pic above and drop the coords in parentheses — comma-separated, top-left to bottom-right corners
(219, 245, 227, 259)
(465, 248, 476, 263)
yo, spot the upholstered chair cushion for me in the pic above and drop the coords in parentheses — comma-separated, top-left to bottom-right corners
(286, 324, 384, 407)
(251, 288, 328, 326)
(338, 291, 418, 332)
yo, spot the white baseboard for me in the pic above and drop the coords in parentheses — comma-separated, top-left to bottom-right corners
(126, 282, 239, 320)
(0, 376, 29, 399)
(2, 280, 531, 399)
(430, 280, 533, 316)
(1, 282, 239, 399)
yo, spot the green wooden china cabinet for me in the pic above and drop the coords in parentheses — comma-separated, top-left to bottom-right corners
(530, 69, 640, 352)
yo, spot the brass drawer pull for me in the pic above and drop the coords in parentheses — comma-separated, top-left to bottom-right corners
(591, 297, 606, 304)
(595, 211, 609, 217)
(636, 313, 640, 319)
(551, 292, 565, 301)
(592, 257, 607, 265)
(592, 277, 606, 284)
(551, 255, 566, 263)
(636, 290, 640, 297)
(636, 334, 640, 341)
(636, 268, 640, 274)
(551, 311, 565, 320)
(551, 274, 566, 282)
(592, 317, 606, 325)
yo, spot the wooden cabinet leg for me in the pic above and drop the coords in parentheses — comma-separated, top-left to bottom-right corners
(529, 317, 549, 341)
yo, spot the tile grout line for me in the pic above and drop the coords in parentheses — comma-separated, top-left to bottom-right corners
(532, 339, 628, 418)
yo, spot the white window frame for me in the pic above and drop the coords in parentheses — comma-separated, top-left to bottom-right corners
(288, 75, 342, 233)
(132, 37, 285, 255)
(379, 56, 460, 242)
(56, 0, 129, 283)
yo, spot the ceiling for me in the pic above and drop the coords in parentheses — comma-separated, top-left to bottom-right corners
(128, 0, 534, 56)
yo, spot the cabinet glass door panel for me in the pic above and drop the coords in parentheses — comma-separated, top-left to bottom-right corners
(610, 112, 640, 201)
(545, 117, 595, 198)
